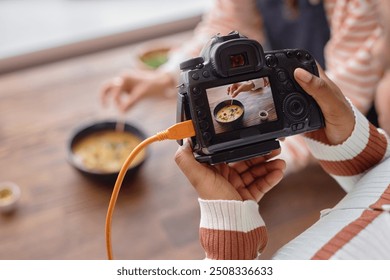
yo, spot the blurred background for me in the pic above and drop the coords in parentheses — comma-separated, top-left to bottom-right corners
(0, 0, 210, 73)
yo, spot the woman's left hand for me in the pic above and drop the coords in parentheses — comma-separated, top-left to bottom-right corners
(175, 141, 286, 202)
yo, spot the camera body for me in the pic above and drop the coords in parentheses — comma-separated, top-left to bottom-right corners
(177, 31, 324, 164)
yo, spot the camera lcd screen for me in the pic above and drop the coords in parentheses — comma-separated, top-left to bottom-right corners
(206, 77, 278, 135)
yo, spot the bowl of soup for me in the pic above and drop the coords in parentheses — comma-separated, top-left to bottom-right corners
(214, 100, 245, 125)
(67, 121, 148, 182)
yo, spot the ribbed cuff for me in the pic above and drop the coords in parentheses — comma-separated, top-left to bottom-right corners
(304, 103, 370, 162)
(198, 199, 267, 260)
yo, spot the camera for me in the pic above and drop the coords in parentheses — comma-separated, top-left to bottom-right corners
(177, 31, 324, 164)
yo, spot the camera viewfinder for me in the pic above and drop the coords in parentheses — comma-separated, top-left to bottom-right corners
(230, 53, 247, 68)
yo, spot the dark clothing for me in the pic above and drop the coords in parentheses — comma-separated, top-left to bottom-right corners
(256, 0, 330, 68)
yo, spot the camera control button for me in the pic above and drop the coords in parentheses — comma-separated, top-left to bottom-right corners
(286, 51, 294, 58)
(292, 122, 305, 131)
(192, 87, 201, 95)
(202, 70, 210, 78)
(284, 80, 295, 91)
(277, 71, 288, 82)
(265, 54, 278, 68)
(202, 132, 212, 142)
(191, 73, 200, 80)
(199, 121, 209, 130)
(197, 110, 207, 119)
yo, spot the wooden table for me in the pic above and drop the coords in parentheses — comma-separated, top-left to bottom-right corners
(0, 32, 345, 260)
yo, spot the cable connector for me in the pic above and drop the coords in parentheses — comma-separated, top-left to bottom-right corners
(156, 120, 195, 141)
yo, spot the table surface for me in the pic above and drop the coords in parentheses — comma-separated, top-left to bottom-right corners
(0, 32, 345, 260)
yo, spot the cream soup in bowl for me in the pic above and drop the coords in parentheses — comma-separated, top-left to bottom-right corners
(68, 121, 147, 183)
(214, 100, 245, 125)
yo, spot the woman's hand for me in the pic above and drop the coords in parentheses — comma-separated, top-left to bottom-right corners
(100, 70, 175, 112)
(227, 81, 254, 98)
(294, 65, 355, 145)
(175, 141, 286, 202)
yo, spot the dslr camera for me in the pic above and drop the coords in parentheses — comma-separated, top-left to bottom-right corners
(177, 31, 324, 164)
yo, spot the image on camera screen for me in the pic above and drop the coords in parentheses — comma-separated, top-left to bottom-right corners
(206, 77, 278, 135)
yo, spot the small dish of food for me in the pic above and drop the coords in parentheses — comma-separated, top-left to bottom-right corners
(67, 121, 148, 183)
(214, 100, 245, 125)
(132, 40, 172, 70)
(0, 181, 21, 214)
(138, 47, 170, 69)
(258, 110, 269, 121)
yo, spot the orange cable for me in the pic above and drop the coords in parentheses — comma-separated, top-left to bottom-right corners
(105, 120, 195, 260)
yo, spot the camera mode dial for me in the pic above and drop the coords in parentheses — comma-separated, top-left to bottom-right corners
(265, 54, 278, 68)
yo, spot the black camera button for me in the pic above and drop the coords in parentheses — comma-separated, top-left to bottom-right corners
(192, 87, 201, 95)
(292, 122, 305, 131)
(265, 54, 278, 68)
(191, 73, 200, 80)
(202, 132, 212, 143)
(277, 70, 288, 82)
(286, 50, 294, 58)
(284, 80, 295, 91)
(202, 70, 210, 78)
(199, 120, 209, 130)
(197, 110, 207, 119)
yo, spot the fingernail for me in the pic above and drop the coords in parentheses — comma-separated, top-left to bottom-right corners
(295, 68, 313, 83)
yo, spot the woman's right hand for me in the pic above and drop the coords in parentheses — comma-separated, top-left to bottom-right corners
(100, 69, 175, 112)
(227, 81, 254, 98)
(294, 65, 355, 146)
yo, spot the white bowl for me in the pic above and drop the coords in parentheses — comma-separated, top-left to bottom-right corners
(0, 181, 21, 213)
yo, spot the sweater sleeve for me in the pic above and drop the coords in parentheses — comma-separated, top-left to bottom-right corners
(198, 199, 267, 260)
(273, 101, 390, 260)
(323, 0, 383, 113)
(304, 102, 390, 192)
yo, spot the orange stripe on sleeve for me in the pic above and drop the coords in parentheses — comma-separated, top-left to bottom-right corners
(311, 210, 381, 260)
(311, 184, 390, 260)
(319, 124, 388, 176)
(200, 226, 267, 260)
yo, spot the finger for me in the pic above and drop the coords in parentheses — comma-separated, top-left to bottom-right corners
(240, 159, 286, 186)
(236, 187, 256, 201)
(231, 91, 239, 98)
(100, 82, 115, 107)
(227, 86, 231, 95)
(248, 169, 284, 202)
(293, 67, 345, 114)
(174, 140, 207, 187)
(109, 85, 126, 111)
(120, 92, 142, 112)
(229, 148, 281, 174)
(294, 67, 355, 144)
(120, 82, 149, 112)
